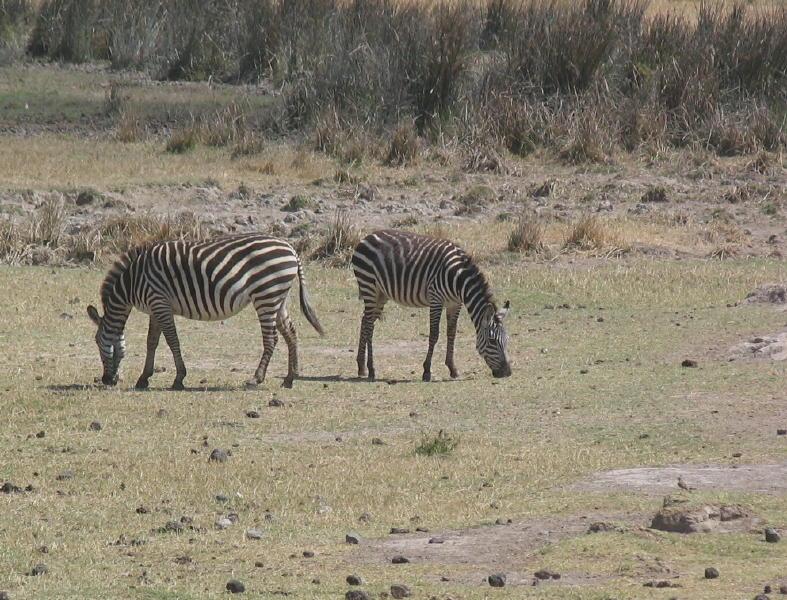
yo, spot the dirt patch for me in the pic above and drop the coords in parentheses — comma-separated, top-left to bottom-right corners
(730, 332, 787, 361)
(573, 462, 787, 495)
(351, 512, 645, 586)
(650, 503, 758, 534)
(745, 283, 787, 305)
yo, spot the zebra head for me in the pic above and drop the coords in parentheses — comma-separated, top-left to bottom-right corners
(87, 305, 126, 386)
(476, 300, 511, 378)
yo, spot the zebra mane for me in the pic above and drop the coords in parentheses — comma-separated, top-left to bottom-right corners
(458, 252, 497, 311)
(100, 244, 148, 307)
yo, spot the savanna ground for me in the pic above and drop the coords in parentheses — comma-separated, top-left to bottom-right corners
(1, 0, 787, 598)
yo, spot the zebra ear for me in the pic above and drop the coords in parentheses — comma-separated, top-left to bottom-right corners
(498, 300, 510, 319)
(86, 305, 102, 326)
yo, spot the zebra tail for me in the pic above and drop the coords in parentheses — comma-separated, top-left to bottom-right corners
(297, 260, 325, 337)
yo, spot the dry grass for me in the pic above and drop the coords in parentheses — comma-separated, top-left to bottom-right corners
(563, 215, 630, 256)
(507, 213, 545, 254)
(311, 209, 361, 266)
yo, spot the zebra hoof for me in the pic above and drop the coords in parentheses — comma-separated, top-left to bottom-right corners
(449, 370, 459, 379)
(171, 381, 185, 391)
(245, 378, 260, 388)
(134, 378, 149, 390)
(422, 372, 432, 382)
(281, 379, 294, 389)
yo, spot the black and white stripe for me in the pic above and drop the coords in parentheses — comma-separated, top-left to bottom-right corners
(87, 233, 324, 389)
(351, 230, 511, 381)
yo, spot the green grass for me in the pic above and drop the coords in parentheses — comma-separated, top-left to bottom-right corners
(0, 259, 785, 598)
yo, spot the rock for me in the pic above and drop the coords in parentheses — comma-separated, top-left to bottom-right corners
(209, 448, 229, 463)
(754, 595, 769, 600)
(135, 506, 149, 514)
(642, 187, 668, 203)
(346, 575, 363, 586)
(681, 359, 698, 368)
(56, 470, 74, 481)
(245, 410, 260, 419)
(29, 563, 48, 576)
(764, 585, 772, 594)
(215, 517, 233, 530)
(428, 537, 445, 544)
(358, 512, 372, 523)
(302, 550, 315, 558)
(371, 438, 385, 446)
(225, 579, 245, 594)
(765, 527, 781, 543)
(390, 527, 410, 534)
(704, 567, 719, 579)
(215, 494, 229, 503)
(345, 532, 361, 545)
(588, 521, 619, 533)
(534, 570, 560, 580)
(780, 584, 787, 594)
(245, 529, 264, 540)
(161, 520, 184, 533)
(268, 398, 284, 407)
(345, 591, 371, 600)
(254, 561, 264, 568)
(719, 504, 749, 521)
(391, 556, 409, 564)
(651, 505, 726, 533)
(778, 429, 786, 436)
(1, 482, 22, 494)
(643, 580, 680, 588)
(488, 574, 506, 587)
(89, 421, 102, 431)
(390, 584, 411, 598)
(35, 431, 45, 438)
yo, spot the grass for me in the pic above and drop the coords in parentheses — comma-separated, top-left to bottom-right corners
(415, 430, 460, 457)
(1, 258, 786, 599)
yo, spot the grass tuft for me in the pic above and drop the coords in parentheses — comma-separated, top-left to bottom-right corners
(415, 430, 459, 457)
(508, 213, 545, 254)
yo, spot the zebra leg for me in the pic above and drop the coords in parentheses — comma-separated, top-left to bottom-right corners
(154, 307, 187, 391)
(422, 303, 443, 382)
(248, 309, 278, 386)
(276, 305, 298, 389)
(445, 304, 461, 379)
(135, 315, 161, 390)
(357, 303, 382, 380)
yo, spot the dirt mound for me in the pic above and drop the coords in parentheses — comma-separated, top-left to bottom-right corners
(650, 504, 757, 534)
(745, 283, 787, 305)
(573, 462, 787, 495)
(730, 333, 787, 361)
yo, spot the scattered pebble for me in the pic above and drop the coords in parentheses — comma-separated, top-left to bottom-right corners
(371, 438, 385, 446)
(681, 359, 698, 368)
(390, 527, 409, 534)
(705, 567, 719, 579)
(391, 556, 409, 564)
(245, 529, 264, 540)
(225, 579, 245, 594)
(346, 575, 363, 586)
(245, 410, 260, 419)
(268, 398, 284, 407)
(215, 518, 233, 530)
(390, 584, 411, 598)
(89, 420, 102, 431)
(534, 569, 560, 580)
(302, 550, 315, 558)
(765, 527, 781, 543)
(209, 448, 229, 463)
(345, 591, 371, 600)
(56, 470, 74, 481)
(488, 574, 506, 588)
(35, 431, 45, 438)
(345, 532, 361, 545)
(29, 563, 48, 576)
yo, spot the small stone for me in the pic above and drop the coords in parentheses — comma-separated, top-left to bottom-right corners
(29, 563, 48, 576)
(1, 482, 21, 494)
(216, 518, 233, 530)
(390, 584, 411, 598)
(254, 561, 264, 568)
(358, 512, 372, 523)
(732, 452, 742, 458)
(779, 584, 787, 594)
(161, 520, 184, 533)
(156, 408, 168, 418)
(704, 567, 719, 579)
(225, 579, 245, 594)
(429, 537, 445, 544)
(764, 585, 772, 594)
(588, 521, 617, 533)
(245, 410, 260, 419)
(777, 429, 787, 436)
(765, 527, 781, 543)
(302, 550, 315, 558)
(372, 438, 385, 446)
(89, 421, 102, 431)
(534, 569, 559, 580)
(346, 575, 363, 586)
(35, 431, 45, 438)
(215, 494, 229, 503)
(754, 595, 770, 600)
(209, 448, 229, 463)
(245, 528, 264, 540)
(345, 532, 361, 544)
(488, 574, 506, 587)
(56, 470, 74, 481)
(391, 556, 409, 564)
(135, 506, 149, 514)
(643, 580, 680, 588)
(390, 527, 409, 534)
(345, 591, 371, 600)
(268, 398, 284, 407)
(311, 578, 320, 584)
(681, 359, 698, 368)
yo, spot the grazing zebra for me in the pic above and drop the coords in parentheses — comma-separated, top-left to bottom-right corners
(86, 233, 324, 390)
(351, 230, 511, 381)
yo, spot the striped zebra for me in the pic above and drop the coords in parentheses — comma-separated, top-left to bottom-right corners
(86, 233, 324, 390)
(351, 230, 511, 381)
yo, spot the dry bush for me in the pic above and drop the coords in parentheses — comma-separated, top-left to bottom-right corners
(508, 213, 545, 254)
(1, 0, 34, 54)
(463, 145, 508, 173)
(454, 184, 497, 216)
(385, 121, 419, 166)
(114, 109, 145, 143)
(29, 196, 67, 247)
(165, 122, 199, 154)
(202, 103, 246, 147)
(563, 215, 628, 255)
(311, 210, 360, 267)
(231, 132, 264, 159)
(0, 217, 31, 264)
(703, 110, 759, 157)
(557, 104, 616, 164)
(99, 212, 209, 254)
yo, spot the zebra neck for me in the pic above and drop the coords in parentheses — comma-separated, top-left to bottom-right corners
(100, 257, 136, 333)
(460, 275, 494, 331)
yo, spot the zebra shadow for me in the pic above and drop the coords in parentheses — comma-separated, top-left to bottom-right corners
(297, 375, 464, 385)
(46, 383, 253, 393)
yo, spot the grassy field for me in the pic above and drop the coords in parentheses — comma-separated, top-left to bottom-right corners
(1, 258, 786, 599)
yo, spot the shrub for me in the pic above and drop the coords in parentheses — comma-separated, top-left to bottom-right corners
(508, 213, 545, 254)
(311, 209, 360, 266)
(165, 123, 199, 154)
(415, 430, 459, 456)
(282, 195, 313, 212)
(0, 0, 33, 50)
(385, 121, 419, 166)
(563, 215, 627, 254)
(455, 185, 497, 216)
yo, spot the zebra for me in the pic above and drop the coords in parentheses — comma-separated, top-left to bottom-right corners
(351, 230, 511, 381)
(86, 233, 324, 390)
